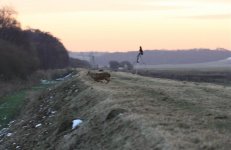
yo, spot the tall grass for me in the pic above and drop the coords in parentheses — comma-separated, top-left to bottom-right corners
(0, 90, 26, 128)
(0, 68, 76, 97)
(0, 68, 76, 128)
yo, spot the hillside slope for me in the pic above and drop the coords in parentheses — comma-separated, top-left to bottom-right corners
(1, 70, 231, 150)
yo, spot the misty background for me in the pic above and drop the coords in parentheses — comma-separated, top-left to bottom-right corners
(69, 48, 231, 67)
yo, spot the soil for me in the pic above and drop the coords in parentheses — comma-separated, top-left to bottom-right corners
(1, 70, 231, 150)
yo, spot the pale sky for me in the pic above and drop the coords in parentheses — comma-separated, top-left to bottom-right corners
(0, 0, 231, 52)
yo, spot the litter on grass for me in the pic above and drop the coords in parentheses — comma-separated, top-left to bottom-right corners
(72, 119, 83, 129)
(56, 73, 73, 81)
(40, 80, 57, 85)
(16, 146, 20, 149)
(35, 124, 42, 128)
(6, 133, 12, 137)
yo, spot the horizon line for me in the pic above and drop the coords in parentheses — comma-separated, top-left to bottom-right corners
(68, 47, 231, 53)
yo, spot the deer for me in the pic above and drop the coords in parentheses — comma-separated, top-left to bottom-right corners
(87, 71, 111, 83)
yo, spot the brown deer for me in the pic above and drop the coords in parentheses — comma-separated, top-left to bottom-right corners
(87, 71, 111, 83)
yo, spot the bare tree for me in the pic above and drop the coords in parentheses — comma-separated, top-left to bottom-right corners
(0, 6, 20, 28)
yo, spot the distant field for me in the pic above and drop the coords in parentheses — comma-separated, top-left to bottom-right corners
(136, 66, 231, 85)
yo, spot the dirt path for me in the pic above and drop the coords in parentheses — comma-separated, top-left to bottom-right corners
(1, 70, 231, 150)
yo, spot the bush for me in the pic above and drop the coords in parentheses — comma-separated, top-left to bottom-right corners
(0, 39, 39, 80)
(109, 61, 120, 70)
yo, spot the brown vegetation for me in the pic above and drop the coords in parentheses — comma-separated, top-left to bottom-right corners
(1, 70, 231, 149)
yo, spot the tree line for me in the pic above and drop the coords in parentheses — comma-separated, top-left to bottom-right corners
(0, 6, 70, 80)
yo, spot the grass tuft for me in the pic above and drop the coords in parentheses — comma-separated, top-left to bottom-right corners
(0, 91, 26, 128)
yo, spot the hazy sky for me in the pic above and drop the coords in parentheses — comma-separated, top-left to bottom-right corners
(0, 0, 231, 52)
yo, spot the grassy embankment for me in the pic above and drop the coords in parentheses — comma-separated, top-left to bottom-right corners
(0, 84, 50, 129)
(0, 68, 75, 129)
(1, 70, 231, 149)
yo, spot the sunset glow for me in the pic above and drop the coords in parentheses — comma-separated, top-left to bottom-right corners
(0, 0, 231, 51)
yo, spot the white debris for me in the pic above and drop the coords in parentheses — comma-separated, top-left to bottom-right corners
(55, 73, 72, 81)
(16, 146, 20, 149)
(22, 126, 27, 128)
(51, 111, 56, 114)
(55, 78, 64, 81)
(35, 123, 42, 128)
(9, 120, 15, 124)
(0, 128, 9, 137)
(40, 80, 56, 85)
(72, 119, 83, 129)
(6, 133, 12, 137)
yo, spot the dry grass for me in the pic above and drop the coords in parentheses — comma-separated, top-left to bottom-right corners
(1, 70, 231, 150)
(0, 81, 26, 98)
(0, 68, 76, 97)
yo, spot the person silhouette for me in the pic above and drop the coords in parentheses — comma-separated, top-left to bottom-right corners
(137, 46, 143, 63)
